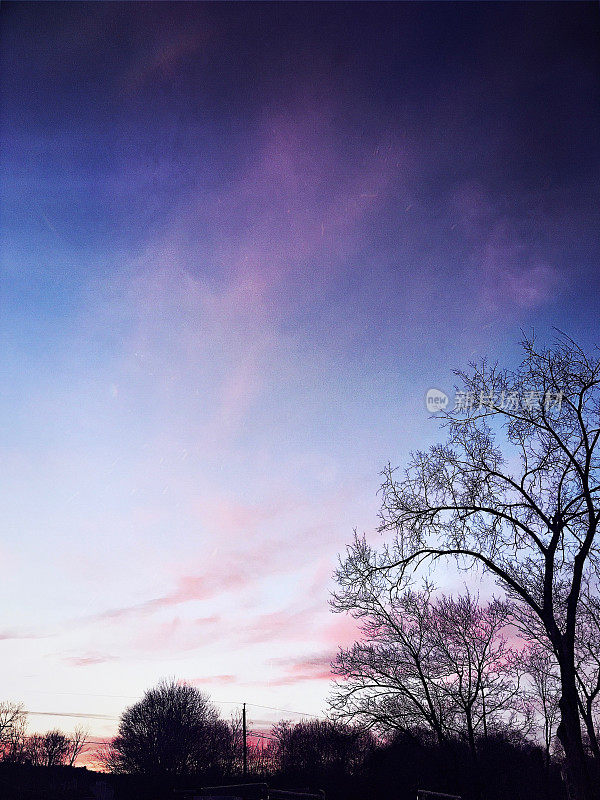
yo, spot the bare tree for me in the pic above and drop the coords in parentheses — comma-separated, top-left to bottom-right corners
(364, 334, 600, 800)
(102, 679, 229, 777)
(0, 702, 27, 758)
(247, 737, 274, 777)
(43, 730, 71, 766)
(4, 728, 29, 765)
(224, 711, 246, 774)
(0, 703, 28, 764)
(331, 559, 523, 755)
(67, 725, 89, 766)
(330, 578, 453, 743)
(25, 733, 45, 766)
(572, 583, 600, 760)
(432, 593, 528, 756)
(512, 580, 600, 763)
(25, 730, 71, 766)
(516, 643, 561, 770)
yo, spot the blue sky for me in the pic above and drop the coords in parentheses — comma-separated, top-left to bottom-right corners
(1, 1, 599, 754)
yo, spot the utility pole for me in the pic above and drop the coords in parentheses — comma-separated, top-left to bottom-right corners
(242, 702, 248, 777)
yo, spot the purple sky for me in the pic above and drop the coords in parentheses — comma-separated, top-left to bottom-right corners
(1, 1, 599, 747)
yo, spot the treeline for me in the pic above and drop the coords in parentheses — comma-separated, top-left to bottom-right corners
(264, 721, 565, 800)
(0, 703, 88, 767)
(0, 678, 567, 800)
(330, 585, 575, 766)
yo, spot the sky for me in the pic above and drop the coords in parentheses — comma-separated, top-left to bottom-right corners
(1, 0, 599, 757)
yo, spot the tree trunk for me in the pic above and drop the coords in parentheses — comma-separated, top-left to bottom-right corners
(465, 707, 477, 761)
(556, 667, 598, 800)
(433, 723, 446, 748)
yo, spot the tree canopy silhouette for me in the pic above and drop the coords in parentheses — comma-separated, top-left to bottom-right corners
(103, 679, 230, 777)
(272, 718, 375, 780)
(331, 583, 525, 755)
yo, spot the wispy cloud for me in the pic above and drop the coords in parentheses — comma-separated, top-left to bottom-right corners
(268, 652, 334, 686)
(190, 674, 237, 686)
(123, 29, 211, 90)
(64, 653, 118, 667)
(0, 629, 48, 641)
(452, 182, 563, 312)
(85, 488, 350, 629)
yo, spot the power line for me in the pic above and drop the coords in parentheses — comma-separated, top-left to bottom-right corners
(245, 703, 323, 719)
(28, 711, 118, 720)
(13, 688, 325, 720)
(23, 706, 322, 720)
(19, 701, 325, 726)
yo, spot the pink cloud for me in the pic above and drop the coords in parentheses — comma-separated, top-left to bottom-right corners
(129, 614, 222, 654)
(65, 653, 117, 667)
(194, 493, 298, 534)
(322, 614, 362, 649)
(190, 674, 238, 686)
(87, 486, 350, 627)
(0, 629, 46, 641)
(240, 606, 319, 645)
(268, 652, 335, 686)
(89, 560, 259, 624)
(209, 101, 406, 299)
(113, 95, 407, 446)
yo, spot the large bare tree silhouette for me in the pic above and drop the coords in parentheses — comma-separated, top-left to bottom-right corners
(338, 335, 600, 800)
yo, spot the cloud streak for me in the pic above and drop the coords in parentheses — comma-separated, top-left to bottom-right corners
(268, 653, 335, 686)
